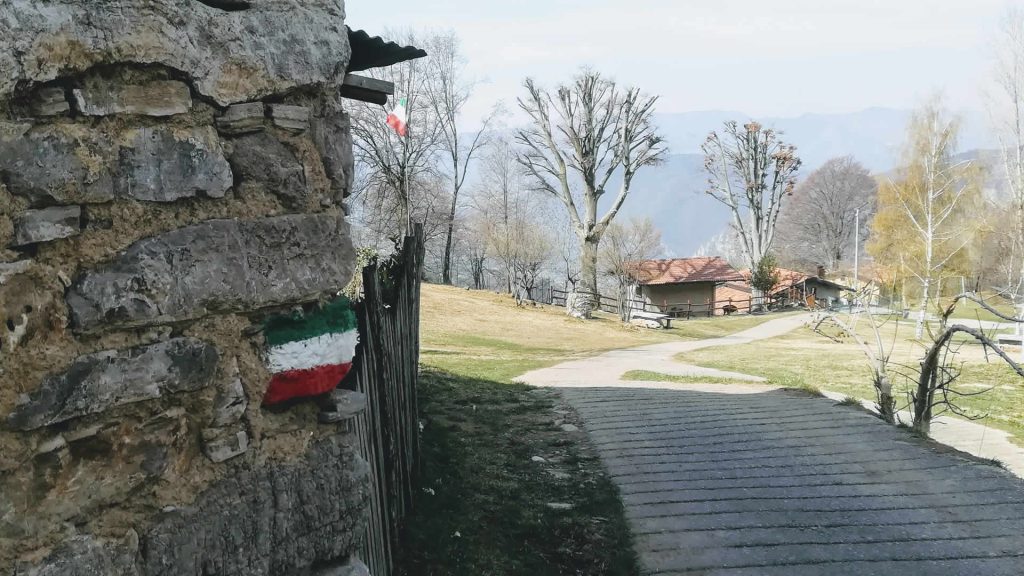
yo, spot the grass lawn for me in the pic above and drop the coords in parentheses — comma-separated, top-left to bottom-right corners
(940, 295, 1020, 323)
(673, 317, 1024, 443)
(396, 369, 638, 575)
(397, 284, 798, 575)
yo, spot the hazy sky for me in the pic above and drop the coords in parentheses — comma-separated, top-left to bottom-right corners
(347, 0, 1016, 122)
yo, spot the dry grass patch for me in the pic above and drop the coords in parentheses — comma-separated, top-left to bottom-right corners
(675, 318, 1024, 442)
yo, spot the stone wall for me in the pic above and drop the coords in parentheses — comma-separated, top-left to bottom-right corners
(0, 2, 368, 574)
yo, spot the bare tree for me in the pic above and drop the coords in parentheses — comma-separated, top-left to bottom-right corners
(702, 121, 801, 302)
(990, 6, 1024, 324)
(473, 137, 524, 292)
(775, 156, 877, 271)
(350, 30, 442, 237)
(424, 33, 497, 284)
(812, 299, 902, 424)
(599, 216, 663, 321)
(516, 70, 666, 318)
(911, 293, 1024, 435)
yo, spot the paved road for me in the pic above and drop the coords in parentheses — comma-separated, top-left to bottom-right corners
(519, 315, 1024, 575)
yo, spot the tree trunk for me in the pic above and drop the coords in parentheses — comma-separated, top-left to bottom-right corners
(569, 235, 600, 318)
(441, 194, 458, 284)
(915, 277, 930, 339)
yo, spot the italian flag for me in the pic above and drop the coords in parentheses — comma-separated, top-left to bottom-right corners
(386, 97, 408, 136)
(261, 298, 359, 405)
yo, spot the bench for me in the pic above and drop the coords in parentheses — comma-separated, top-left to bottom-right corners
(997, 333, 1023, 347)
(631, 310, 673, 329)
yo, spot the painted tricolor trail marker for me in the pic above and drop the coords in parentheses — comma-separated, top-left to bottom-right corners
(261, 298, 359, 405)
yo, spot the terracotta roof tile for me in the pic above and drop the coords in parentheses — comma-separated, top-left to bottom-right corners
(628, 257, 744, 285)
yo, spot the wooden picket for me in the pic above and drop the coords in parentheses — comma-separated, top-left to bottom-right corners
(353, 224, 424, 575)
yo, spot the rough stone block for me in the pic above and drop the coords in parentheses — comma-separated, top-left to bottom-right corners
(6, 338, 219, 431)
(73, 80, 191, 116)
(141, 435, 370, 576)
(0, 123, 114, 205)
(12, 205, 81, 246)
(311, 108, 354, 200)
(201, 427, 249, 463)
(319, 389, 367, 424)
(67, 213, 356, 332)
(211, 359, 248, 427)
(0, 2, 351, 106)
(14, 533, 140, 576)
(0, 124, 231, 206)
(228, 132, 309, 208)
(314, 557, 371, 576)
(216, 102, 266, 135)
(269, 104, 311, 132)
(32, 86, 70, 116)
(115, 126, 232, 202)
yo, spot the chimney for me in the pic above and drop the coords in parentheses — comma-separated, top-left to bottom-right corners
(816, 265, 826, 279)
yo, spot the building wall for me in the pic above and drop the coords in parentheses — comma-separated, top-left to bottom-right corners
(640, 283, 716, 314)
(0, 3, 371, 574)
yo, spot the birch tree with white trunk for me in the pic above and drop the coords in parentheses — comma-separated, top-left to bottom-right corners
(876, 98, 980, 339)
(702, 121, 801, 306)
(516, 70, 666, 318)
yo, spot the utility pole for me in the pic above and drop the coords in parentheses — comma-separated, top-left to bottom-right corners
(853, 207, 860, 302)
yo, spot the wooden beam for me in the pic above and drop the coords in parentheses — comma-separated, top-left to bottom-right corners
(340, 74, 394, 105)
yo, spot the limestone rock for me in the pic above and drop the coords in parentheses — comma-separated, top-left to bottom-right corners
(12, 206, 81, 246)
(211, 360, 248, 427)
(201, 427, 249, 463)
(67, 213, 356, 332)
(228, 132, 309, 208)
(73, 79, 192, 116)
(0, 1, 351, 106)
(14, 533, 140, 576)
(0, 124, 230, 205)
(141, 435, 370, 576)
(31, 87, 70, 116)
(311, 107, 355, 200)
(0, 123, 114, 205)
(115, 126, 232, 202)
(313, 557, 371, 576)
(217, 102, 266, 135)
(6, 338, 219, 431)
(269, 104, 311, 132)
(318, 390, 367, 424)
(0, 260, 33, 284)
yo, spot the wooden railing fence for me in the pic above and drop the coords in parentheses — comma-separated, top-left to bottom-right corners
(545, 288, 787, 319)
(352, 225, 424, 576)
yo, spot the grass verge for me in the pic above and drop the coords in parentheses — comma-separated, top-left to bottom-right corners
(674, 322, 1024, 443)
(395, 369, 639, 576)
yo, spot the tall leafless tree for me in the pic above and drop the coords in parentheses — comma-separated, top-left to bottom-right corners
(990, 6, 1024, 322)
(350, 30, 442, 237)
(599, 216, 663, 321)
(702, 121, 801, 302)
(424, 33, 497, 284)
(775, 156, 877, 271)
(516, 70, 666, 318)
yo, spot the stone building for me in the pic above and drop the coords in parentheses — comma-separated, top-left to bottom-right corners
(0, 2, 404, 574)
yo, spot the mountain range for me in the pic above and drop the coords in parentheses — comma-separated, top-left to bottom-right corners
(616, 107, 1000, 257)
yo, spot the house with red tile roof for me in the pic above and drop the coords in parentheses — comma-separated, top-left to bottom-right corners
(720, 265, 852, 312)
(626, 257, 745, 316)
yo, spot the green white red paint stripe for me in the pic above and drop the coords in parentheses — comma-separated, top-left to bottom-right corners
(261, 298, 359, 405)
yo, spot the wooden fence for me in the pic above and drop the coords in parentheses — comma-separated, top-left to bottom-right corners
(352, 225, 424, 575)
(544, 287, 786, 319)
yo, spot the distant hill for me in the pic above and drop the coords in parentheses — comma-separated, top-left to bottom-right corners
(615, 108, 1000, 256)
(654, 107, 996, 173)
